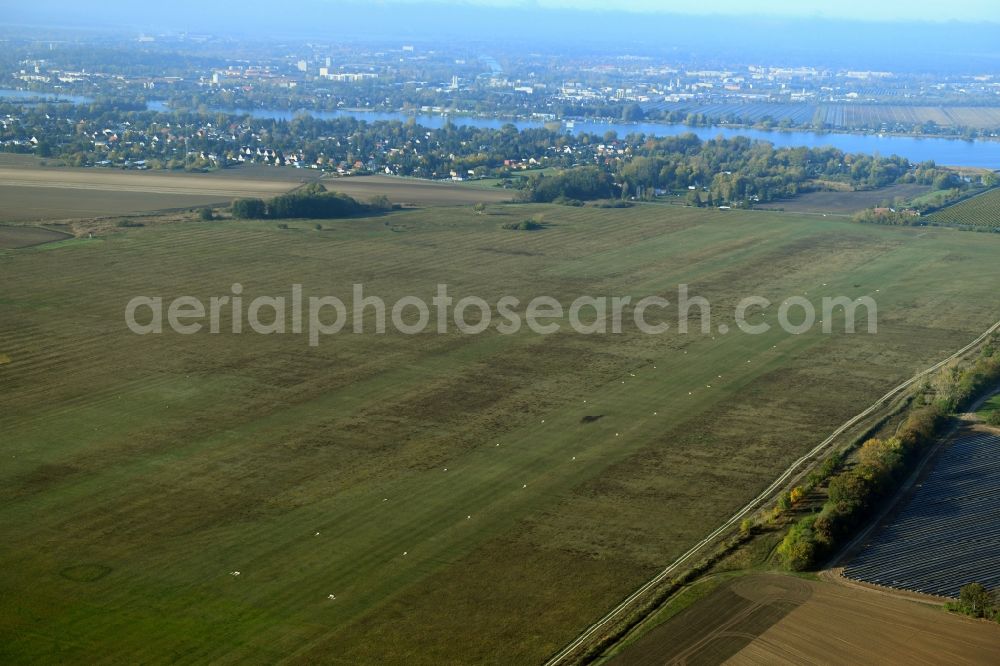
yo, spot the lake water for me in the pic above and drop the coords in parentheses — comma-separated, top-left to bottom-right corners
(3, 88, 998, 169)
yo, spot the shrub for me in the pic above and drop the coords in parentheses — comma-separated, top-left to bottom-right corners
(987, 410, 1000, 426)
(502, 220, 543, 231)
(198, 207, 214, 221)
(777, 515, 818, 571)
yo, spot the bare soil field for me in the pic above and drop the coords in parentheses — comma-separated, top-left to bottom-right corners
(727, 578, 1000, 664)
(773, 183, 932, 215)
(0, 167, 299, 222)
(317, 173, 513, 206)
(613, 575, 812, 665)
(0, 225, 72, 249)
(612, 574, 999, 665)
(0, 165, 511, 222)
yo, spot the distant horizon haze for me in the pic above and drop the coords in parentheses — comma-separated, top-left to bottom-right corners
(4, 1, 1000, 73)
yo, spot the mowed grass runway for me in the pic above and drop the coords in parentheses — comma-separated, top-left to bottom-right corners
(1, 204, 999, 663)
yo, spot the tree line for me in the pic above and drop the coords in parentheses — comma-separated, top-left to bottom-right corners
(520, 135, 932, 207)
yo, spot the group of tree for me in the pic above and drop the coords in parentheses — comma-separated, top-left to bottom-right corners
(616, 135, 912, 205)
(949, 583, 999, 621)
(514, 135, 924, 207)
(517, 166, 614, 203)
(231, 183, 387, 220)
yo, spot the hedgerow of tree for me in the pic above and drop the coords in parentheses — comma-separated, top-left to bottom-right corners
(776, 338, 1000, 571)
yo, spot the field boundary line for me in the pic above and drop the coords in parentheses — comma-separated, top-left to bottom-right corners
(544, 318, 1000, 666)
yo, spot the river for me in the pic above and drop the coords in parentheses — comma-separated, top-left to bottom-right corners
(3, 89, 999, 169)
(197, 107, 1000, 169)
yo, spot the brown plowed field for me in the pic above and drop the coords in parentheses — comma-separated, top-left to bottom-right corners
(0, 167, 298, 222)
(613, 574, 999, 665)
(0, 165, 511, 222)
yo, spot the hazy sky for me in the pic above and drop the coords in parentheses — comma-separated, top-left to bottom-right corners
(388, 0, 1000, 22)
(7, 0, 999, 25)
